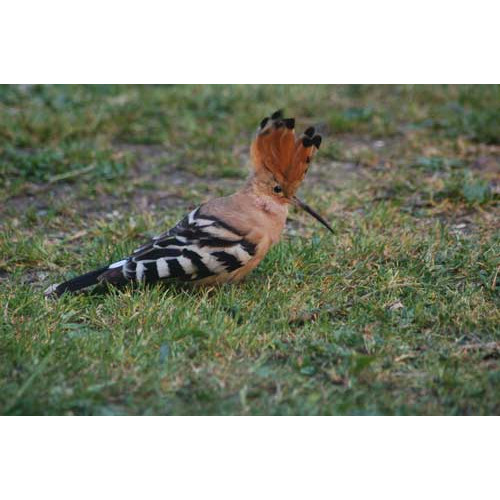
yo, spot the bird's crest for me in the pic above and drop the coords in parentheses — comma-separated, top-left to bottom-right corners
(250, 110, 322, 197)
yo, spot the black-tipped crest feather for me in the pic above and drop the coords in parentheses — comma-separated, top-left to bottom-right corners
(304, 126, 315, 137)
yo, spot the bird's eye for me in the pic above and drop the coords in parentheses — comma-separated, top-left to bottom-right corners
(273, 185, 282, 193)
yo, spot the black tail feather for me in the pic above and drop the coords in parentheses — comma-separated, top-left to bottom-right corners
(45, 266, 110, 297)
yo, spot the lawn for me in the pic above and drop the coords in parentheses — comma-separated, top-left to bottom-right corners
(0, 84, 499, 415)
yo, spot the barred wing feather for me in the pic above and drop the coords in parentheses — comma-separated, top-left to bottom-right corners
(105, 207, 257, 283)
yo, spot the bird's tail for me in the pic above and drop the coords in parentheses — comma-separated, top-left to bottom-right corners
(44, 266, 110, 297)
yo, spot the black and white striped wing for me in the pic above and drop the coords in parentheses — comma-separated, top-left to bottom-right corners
(104, 207, 256, 283)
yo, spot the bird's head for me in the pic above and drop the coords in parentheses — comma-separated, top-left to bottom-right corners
(250, 110, 333, 233)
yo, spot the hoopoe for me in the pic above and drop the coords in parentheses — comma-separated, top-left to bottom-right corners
(45, 110, 333, 297)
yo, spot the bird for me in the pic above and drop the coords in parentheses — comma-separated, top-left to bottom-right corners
(44, 110, 333, 297)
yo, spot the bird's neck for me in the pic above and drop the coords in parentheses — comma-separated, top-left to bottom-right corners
(234, 177, 289, 244)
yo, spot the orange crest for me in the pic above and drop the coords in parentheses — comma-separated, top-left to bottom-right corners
(250, 110, 322, 197)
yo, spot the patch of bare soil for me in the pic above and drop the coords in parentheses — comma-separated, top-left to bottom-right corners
(2, 144, 220, 223)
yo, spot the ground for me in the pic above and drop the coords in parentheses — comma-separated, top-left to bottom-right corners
(0, 84, 499, 415)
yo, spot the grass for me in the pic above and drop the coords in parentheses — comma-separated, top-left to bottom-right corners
(0, 84, 499, 415)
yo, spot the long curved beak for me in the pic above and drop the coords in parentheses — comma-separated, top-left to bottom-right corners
(292, 196, 334, 233)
